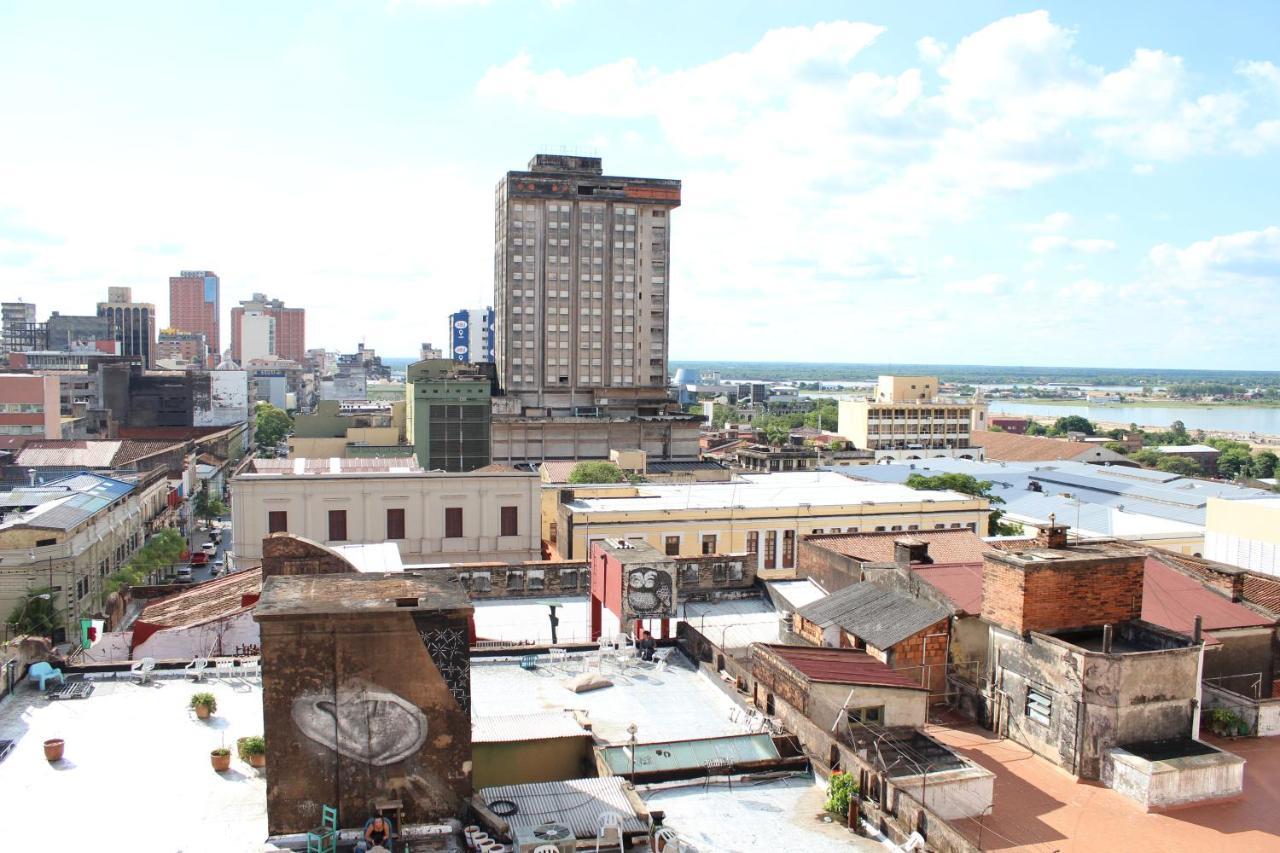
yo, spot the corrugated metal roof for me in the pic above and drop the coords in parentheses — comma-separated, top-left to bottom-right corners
(472, 712, 589, 743)
(16, 441, 122, 468)
(477, 777, 646, 838)
(1142, 559, 1274, 640)
(757, 644, 928, 690)
(0, 473, 136, 531)
(797, 582, 948, 648)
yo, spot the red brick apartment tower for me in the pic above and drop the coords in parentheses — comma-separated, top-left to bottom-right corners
(231, 293, 306, 364)
(169, 271, 220, 367)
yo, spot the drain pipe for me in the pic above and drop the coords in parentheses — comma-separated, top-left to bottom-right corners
(1192, 615, 1205, 739)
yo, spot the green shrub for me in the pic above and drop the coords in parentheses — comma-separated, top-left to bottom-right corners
(240, 735, 266, 757)
(824, 771, 859, 816)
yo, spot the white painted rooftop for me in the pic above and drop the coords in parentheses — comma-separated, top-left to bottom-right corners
(0, 677, 265, 853)
(568, 471, 975, 513)
(470, 654, 746, 745)
(331, 541, 405, 572)
(642, 774, 881, 852)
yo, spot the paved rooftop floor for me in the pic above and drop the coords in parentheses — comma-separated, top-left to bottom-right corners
(928, 720, 1280, 852)
(0, 676, 266, 853)
(470, 652, 747, 745)
(642, 773, 881, 853)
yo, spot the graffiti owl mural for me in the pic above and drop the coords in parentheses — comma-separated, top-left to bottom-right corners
(624, 566, 675, 619)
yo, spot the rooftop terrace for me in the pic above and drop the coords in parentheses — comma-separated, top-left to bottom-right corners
(0, 677, 265, 853)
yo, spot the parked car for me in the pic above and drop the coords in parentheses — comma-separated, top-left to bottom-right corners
(176, 566, 194, 583)
(210, 559, 225, 576)
(189, 552, 209, 566)
(200, 542, 217, 554)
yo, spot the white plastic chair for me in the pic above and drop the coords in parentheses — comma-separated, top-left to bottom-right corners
(595, 811, 624, 852)
(240, 656, 262, 679)
(185, 656, 209, 681)
(130, 657, 156, 684)
(533, 846, 562, 853)
(654, 827, 682, 852)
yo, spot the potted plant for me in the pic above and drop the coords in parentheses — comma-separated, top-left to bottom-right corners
(190, 691, 217, 720)
(210, 747, 231, 772)
(43, 738, 65, 762)
(241, 735, 266, 768)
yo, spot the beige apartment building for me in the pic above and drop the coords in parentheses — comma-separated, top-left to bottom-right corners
(1205, 497, 1280, 576)
(553, 472, 989, 570)
(231, 462, 542, 563)
(494, 154, 681, 417)
(837, 375, 988, 463)
(0, 471, 167, 640)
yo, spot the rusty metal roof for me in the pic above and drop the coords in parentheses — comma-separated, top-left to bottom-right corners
(1142, 558, 1274, 642)
(754, 644, 927, 690)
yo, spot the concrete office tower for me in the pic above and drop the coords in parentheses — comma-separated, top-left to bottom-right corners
(240, 310, 277, 362)
(494, 154, 681, 416)
(1, 301, 37, 353)
(96, 287, 157, 367)
(406, 359, 492, 472)
(420, 342, 443, 361)
(231, 292, 305, 364)
(169, 270, 220, 366)
(448, 307, 494, 364)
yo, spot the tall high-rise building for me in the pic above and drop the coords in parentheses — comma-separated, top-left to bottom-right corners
(231, 292, 305, 363)
(240, 310, 277, 362)
(96, 287, 156, 367)
(448, 307, 494, 364)
(169, 270, 221, 366)
(420, 342, 443, 361)
(1, 301, 38, 353)
(494, 154, 681, 416)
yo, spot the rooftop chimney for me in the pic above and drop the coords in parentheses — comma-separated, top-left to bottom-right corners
(1035, 512, 1070, 549)
(894, 537, 932, 567)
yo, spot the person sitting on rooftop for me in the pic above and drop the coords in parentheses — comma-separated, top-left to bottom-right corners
(636, 629, 657, 662)
(355, 815, 394, 852)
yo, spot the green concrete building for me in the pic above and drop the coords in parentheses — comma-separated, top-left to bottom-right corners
(406, 359, 493, 472)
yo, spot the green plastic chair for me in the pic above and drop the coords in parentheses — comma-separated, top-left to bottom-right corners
(306, 804, 338, 853)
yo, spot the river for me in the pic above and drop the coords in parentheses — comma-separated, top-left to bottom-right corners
(988, 402, 1280, 435)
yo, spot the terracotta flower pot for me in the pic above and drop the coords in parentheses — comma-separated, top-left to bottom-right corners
(43, 739, 64, 762)
(249, 752, 266, 769)
(211, 750, 231, 772)
(195, 704, 211, 720)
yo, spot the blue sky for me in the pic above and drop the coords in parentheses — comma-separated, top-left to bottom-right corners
(1, 1, 1278, 368)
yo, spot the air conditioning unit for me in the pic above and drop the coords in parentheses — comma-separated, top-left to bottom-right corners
(513, 823, 576, 853)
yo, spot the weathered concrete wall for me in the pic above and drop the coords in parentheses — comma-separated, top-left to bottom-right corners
(1102, 746, 1245, 810)
(259, 606, 472, 834)
(133, 611, 259, 660)
(1202, 628, 1276, 698)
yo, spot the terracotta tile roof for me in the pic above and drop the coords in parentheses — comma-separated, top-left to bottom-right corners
(136, 568, 262, 630)
(1142, 558, 1274, 642)
(806, 529, 989, 565)
(1242, 574, 1280, 616)
(16, 439, 182, 469)
(755, 644, 927, 690)
(970, 431, 1123, 463)
(539, 460, 580, 483)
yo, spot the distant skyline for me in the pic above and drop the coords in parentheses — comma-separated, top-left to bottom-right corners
(2, 2, 1279, 367)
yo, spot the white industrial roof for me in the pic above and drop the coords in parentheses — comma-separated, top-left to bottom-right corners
(331, 542, 405, 572)
(568, 471, 975, 513)
(1155, 444, 1219, 454)
(472, 711, 588, 743)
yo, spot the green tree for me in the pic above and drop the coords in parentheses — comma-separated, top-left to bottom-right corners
(194, 488, 227, 521)
(905, 473, 1009, 535)
(1025, 421, 1049, 436)
(567, 461, 627, 484)
(1217, 447, 1253, 480)
(1103, 441, 1130, 455)
(106, 528, 186, 592)
(1156, 456, 1202, 476)
(7, 587, 59, 637)
(254, 403, 294, 451)
(1050, 415, 1095, 436)
(763, 420, 791, 447)
(1251, 451, 1279, 479)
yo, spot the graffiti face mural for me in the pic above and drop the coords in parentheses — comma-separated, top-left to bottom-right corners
(623, 566, 675, 620)
(292, 682, 428, 766)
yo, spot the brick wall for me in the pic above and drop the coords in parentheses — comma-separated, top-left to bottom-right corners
(981, 552, 1143, 635)
(797, 537, 865, 593)
(881, 617, 951, 700)
(750, 645, 814, 714)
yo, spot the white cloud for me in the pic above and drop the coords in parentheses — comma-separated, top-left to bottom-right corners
(1029, 236, 1116, 254)
(916, 36, 946, 65)
(1021, 211, 1075, 233)
(943, 273, 1006, 294)
(1148, 226, 1280, 288)
(1132, 163, 1155, 175)
(1238, 60, 1280, 93)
